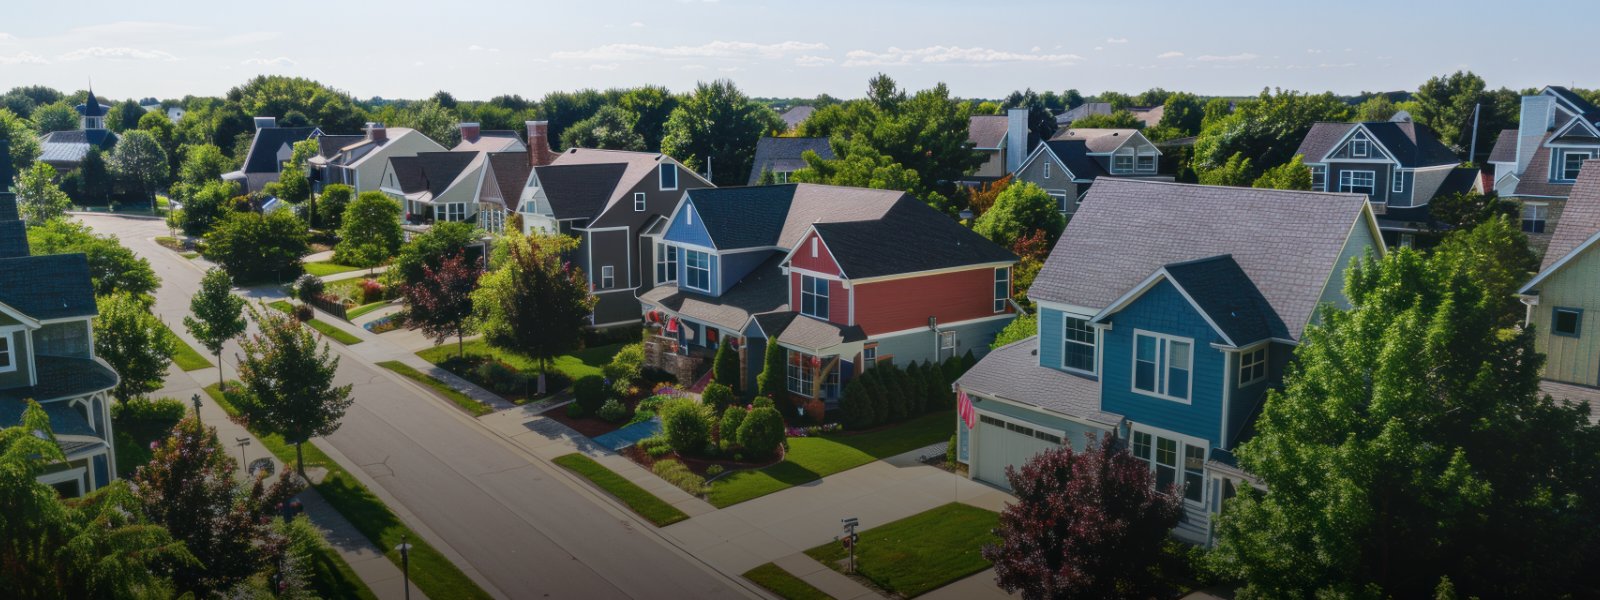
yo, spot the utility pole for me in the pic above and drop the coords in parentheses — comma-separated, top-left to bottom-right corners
(1469, 102, 1482, 165)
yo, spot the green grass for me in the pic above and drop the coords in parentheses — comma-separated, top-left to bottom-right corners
(204, 383, 491, 600)
(158, 321, 213, 371)
(267, 300, 364, 345)
(301, 525, 380, 600)
(376, 361, 493, 417)
(304, 261, 363, 277)
(416, 339, 624, 380)
(181, 251, 199, 259)
(707, 411, 956, 507)
(346, 301, 390, 320)
(804, 503, 999, 598)
(743, 562, 834, 600)
(553, 453, 689, 526)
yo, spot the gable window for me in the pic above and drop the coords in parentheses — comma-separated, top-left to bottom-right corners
(1522, 203, 1548, 234)
(993, 267, 1010, 313)
(801, 275, 830, 320)
(655, 243, 678, 284)
(1133, 331, 1192, 403)
(1136, 150, 1156, 172)
(1239, 346, 1267, 386)
(1338, 170, 1376, 196)
(1062, 317, 1096, 374)
(600, 266, 615, 290)
(684, 249, 711, 292)
(0, 332, 12, 372)
(810, 238, 818, 258)
(1351, 136, 1369, 158)
(633, 192, 646, 212)
(1310, 165, 1326, 191)
(1553, 307, 1583, 338)
(1113, 151, 1134, 173)
(1560, 151, 1591, 181)
(1049, 192, 1070, 214)
(1042, 162, 1052, 179)
(1392, 171, 1404, 193)
(659, 163, 678, 190)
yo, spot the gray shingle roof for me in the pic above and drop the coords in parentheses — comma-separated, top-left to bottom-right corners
(1050, 128, 1139, 153)
(0, 221, 28, 259)
(968, 115, 1009, 149)
(1538, 159, 1600, 272)
(956, 336, 1122, 426)
(0, 356, 117, 405)
(453, 130, 523, 153)
(775, 315, 866, 351)
(0, 254, 98, 320)
(242, 126, 319, 174)
(317, 135, 365, 159)
(1296, 121, 1459, 168)
(747, 137, 834, 185)
(1057, 103, 1112, 125)
(639, 253, 790, 331)
(1041, 139, 1107, 180)
(1548, 86, 1600, 125)
(780, 106, 815, 130)
(1434, 167, 1480, 198)
(1539, 379, 1600, 425)
(0, 193, 17, 222)
(681, 184, 904, 251)
(1487, 129, 1519, 163)
(388, 151, 478, 199)
(1160, 255, 1288, 345)
(1030, 179, 1371, 341)
(534, 162, 628, 221)
(812, 197, 1015, 279)
(1514, 133, 1574, 198)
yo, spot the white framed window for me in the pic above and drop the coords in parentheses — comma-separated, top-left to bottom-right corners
(1392, 171, 1404, 193)
(1338, 170, 1376, 196)
(979, 414, 1063, 445)
(633, 192, 646, 212)
(435, 203, 466, 222)
(801, 275, 829, 320)
(684, 249, 711, 292)
(787, 350, 813, 396)
(659, 163, 678, 190)
(0, 331, 13, 373)
(1136, 150, 1156, 172)
(1560, 151, 1591, 181)
(809, 238, 818, 258)
(1310, 165, 1326, 191)
(1130, 427, 1206, 504)
(993, 267, 1009, 313)
(600, 266, 615, 289)
(939, 330, 958, 360)
(1351, 136, 1369, 158)
(1522, 203, 1548, 234)
(773, 171, 792, 184)
(1239, 346, 1267, 386)
(1132, 330, 1192, 403)
(1113, 151, 1134, 173)
(1049, 192, 1070, 214)
(1062, 316, 1095, 374)
(1042, 161, 1052, 179)
(655, 243, 678, 284)
(862, 345, 877, 370)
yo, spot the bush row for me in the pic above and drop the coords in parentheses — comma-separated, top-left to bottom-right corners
(838, 352, 976, 430)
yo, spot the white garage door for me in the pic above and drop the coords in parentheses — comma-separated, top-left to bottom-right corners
(974, 414, 1062, 490)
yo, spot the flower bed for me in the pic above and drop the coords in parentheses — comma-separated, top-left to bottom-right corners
(364, 314, 402, 334)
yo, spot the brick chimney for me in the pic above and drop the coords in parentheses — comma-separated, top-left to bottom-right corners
(366, 122, 387, 143)
(526, 121, 557, 167)
(459, 122, 481, 142)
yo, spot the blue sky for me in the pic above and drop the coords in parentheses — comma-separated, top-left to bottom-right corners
(1, 0, 1593, 101)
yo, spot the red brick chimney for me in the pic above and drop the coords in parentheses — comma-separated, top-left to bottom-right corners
(459, 122, 480, 142)
(366, 122, 387, 143)
(527, 120, 557, 167)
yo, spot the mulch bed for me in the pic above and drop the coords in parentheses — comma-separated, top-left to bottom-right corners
(620, 442, 785, 478)
(542, 391, 654, 438)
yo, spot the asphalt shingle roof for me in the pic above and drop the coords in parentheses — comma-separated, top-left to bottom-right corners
(1487, 129, 1519, 164)
(956, 337, 1122, 426)
(812, 198, 1015, 279)
(0, 253, 97, 320)
(1041, 139, 1107, 180)
(0, 357, 118, 405)
(1538, 159, 1600, 272)
(639, 253, 791, 331)
(680, 184, 904, 251)
(488, 152, 532, 212)
(533, 162, 629, 220)
(1548, 85, 1600, 125)
(1539, 379, 1600, 425)
(388, 151, 478, 199)
(0, 221, 28, 259)
(242, 126, 319, 174)
(1030, 179, 1371, 341)
(0, 193, 17, 221)
(747, 137, 834, 185)
(775, 315, 866, 351)
(1051, 128, 1138, 153)
(968, 115, 1009, 149)
(453, 131, 523, 153)
(1296, 121, 1459, 168)
(780, 105, 815, 130)
(1514, 133, 1574, 198)
(1161, 255, 1289, 346)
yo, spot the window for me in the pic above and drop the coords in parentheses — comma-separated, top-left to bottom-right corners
(1522, 203, 1548, 234)
(940, 331, 958, 360)
(773, 171, 792, 184)
(1239, 347, 1267, 386)
(863, 345, 877, 370)
(1062, 317, 1096, 374)
(810, 238, 818, 258)
(633, 192, 646, 212)
(1399, 234, 1415, 249)
(1310, 165, 1326, 191)
(787, 351, 813, 396)
(1050, 192, 1070, 214)
(1137, 151, 1156, 172)
(1351, 137, 1369, 158)
(0, 333, 11, 372)
(1133, 331, 1192, 402)
(993, 267, 1009, 313)
(684, 249, 711, 292)
(1561, 151, 1591, 181)
(1154, 437, 1177, 490)
(600, 266, 614, 289)
(1042, 162, 1052, 179)
(1183, 444, 1206, 503)
(1113, 151, 1134, 173)
(1132, 431, 1152, 461)
(1392, 171, 1404, 193)
(655, 243, 678, 284)
(800, 275, 829, 319)
(436, 203, 466, 222)
(1338, 170, 1376, 196)
(1130, 429, 1205, 504)
(659, 163, 678, 190)
(978, 415, 1062, 445)
(1554, 307, 1583, 338)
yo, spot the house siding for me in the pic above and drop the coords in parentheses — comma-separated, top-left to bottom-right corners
(353, 133, 447, 195)
(1014, 152, 1083, 214)
(719, 251, 771, 295)
(1317, 216, 1379, 317)
(789, 231, 842, 276)
(0, 328, 32, 389)
(664, 203, 715, 249)
(853, 267, 1012, 336)
(788, 274, 850, 326)
(1222, 341, 1292, 449)
(676, 246, 721, 296)
(1098, 280, 1224, 445)
(1529, 248, 1600, 386)
(1326, 162, 1395, 204)
(870, 316, 1009, 367)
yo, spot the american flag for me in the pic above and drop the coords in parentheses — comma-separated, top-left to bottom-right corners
(956, 387, 976, 429)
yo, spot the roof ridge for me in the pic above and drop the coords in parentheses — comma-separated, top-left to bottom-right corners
(1094, 178, 1369, 200)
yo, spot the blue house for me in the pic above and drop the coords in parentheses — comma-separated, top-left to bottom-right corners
(956, 179, 1382, 544)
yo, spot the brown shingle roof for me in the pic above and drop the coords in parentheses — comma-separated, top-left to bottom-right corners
(956, 337, 1121, 426)
(1515, 133, 1575, 198)
(488, 152, 531, 212)
(1487, 129, 1519, 164)
(1538, 160, 1600, 271)
(968, 115, 1008, 149)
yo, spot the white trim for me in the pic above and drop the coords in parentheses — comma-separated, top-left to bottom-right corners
(0, 300, 41, 329)
(682, 248, 714, 293)
(966, 388, 1118, 432)
(1337, 170, 1377, 195)
(777, 228, 849, 279)
(1237, 346, 1267, 387)
(1092, 268, 1238, 347)
(787, 266, 844, 281)
(658, 163, 679, 191)
(847, 260, 1017, 285)
(591, 318, 645, 329)
(1014, 144, 1079, 182)
(38, 466, 86, 495)
(0, 326, 19, 374)
(1130, 329, 1194, 404)
(866, 313, 1018, 340)
(633, 192, 646, 212)
(1521, 228, 1600, 293)
(1033, 299, 1102, 316)
(1059, 314, 1097, 376)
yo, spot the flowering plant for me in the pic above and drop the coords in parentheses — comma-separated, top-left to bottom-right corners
(785, 423, 844, 437)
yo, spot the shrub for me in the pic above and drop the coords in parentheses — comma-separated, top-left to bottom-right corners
(293, 274, 324, 301)
(603, 342, 645, 385)
(736, 406, 786, 460)
(756, 341, 785, 399)
(573, 375, 608, 414)
(661, 399, 714, 455)
(840, 377, 876, 429)
(751, 396, 776, 411)
(946, 434, 958, 464)
(638, 435, 673, 458)
(475, 360, 525, 394)
(719, 406, 748, 450)
(652, 459, 706, 495)
(942, 356, 964, 384)
(705, 464, 724, 478)
(712, 341, 740, 394)
(359, 278, 385, 304)
(864, 373, 891, 426)
(113, 396, 187, 423)
(702, 382, 735, 413)
(292, 303, 315, 322)
(903, 363, 928, 416)
(887, 366, 914, 422)
(598, 398, 629, 422)
(566, 402, 585, 418)
(926, 361, 952, 410)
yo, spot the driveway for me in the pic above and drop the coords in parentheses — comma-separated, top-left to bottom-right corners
(79, 214, 753, 599)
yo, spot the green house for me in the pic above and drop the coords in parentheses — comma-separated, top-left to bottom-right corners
(1520, 158, 1600, 422)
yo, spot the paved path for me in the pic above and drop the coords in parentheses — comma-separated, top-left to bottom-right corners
(82, 213, 753, 600)
(592, 417, 663, 451)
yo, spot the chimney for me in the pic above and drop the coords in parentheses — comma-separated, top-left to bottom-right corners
(1006, 108, 1028, 174)
(1517, 94, 1553, 176)
(459, 122, 480, 142)
(253, 116, 277, 130)
(366, 122, 387, 143)
(526, 121, 557, 167)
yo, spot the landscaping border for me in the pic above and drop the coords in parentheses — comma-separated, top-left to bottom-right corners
(552, 453, 689, 526)
(376, 361, 494, 417)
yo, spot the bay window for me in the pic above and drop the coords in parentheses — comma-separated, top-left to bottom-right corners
(655, 243, 678, 284)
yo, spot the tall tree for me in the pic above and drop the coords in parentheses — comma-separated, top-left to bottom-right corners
(972, 181, 1066, 248)
(1354, 94, 1400, 122)
(1002, 89, 1060, 141)
(26, 219, 159, 297)
(618, 85, 679, 150)
(1068, 110, 1143, 130)
(13, 162, 72, 222)
(0, 108, 42, 175)
(1430, 215, 1539, 327)
(76, 147, 112, 205)
(388, 220, 480, 289)
(801, 75, 981, 203)
(107, 99, 145, 133)
(1251, 155, 1312, 190)
(984, 436, 1182, 599)
(315, 183, 354, 230)
(236, 304, 355, 477)
(470, 232, 595, 393)
(94, 293, 177, 402)
(391, 100, 457, 148)
(185, 268, 248, 390)
(1213, 248, 1600, 598)
(1193, 89, 1352, 182)
(1158, 92, 1205, 135)
(403, 251, 480, 357)
(661, 79, 784, 186)
(203, 209, 309, 283)
(110, 130, 169, 210)
(30, 102, 78, 134)
(1413, 71, 1486, 156)
(333, 191, 404, 268)
(177, 180, 237, 237)
(175, 144, 232, 193)
(227, 75, 369, 134)
(136, 110, 179, 178)
(560, 105, 646, 151)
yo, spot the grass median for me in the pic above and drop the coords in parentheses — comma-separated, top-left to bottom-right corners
(267, 300, 364, 345)
(205, 382, 491, 600)
(376, 361, 493, 417)
(804, 502, 999, 598)
(743, 562, 834, 600)
(553, 453, 688, 526)
(159, 321, 213, 371)
(304, 261, 362, 277)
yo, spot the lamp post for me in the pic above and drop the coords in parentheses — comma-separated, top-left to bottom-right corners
(234, 437, 251, 470)
(396, 536, 413, 600)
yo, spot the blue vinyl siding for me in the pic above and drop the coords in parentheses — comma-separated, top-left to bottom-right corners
(718, 250, 771, 295)
(663, 202, 715, 249)
(1038, 308, 1064, 371)
(1099, 280, 1224, 445)
(1223, 341, 1292, 448)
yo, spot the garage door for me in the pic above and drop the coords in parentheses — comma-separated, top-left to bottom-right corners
(974, 414, 1062, 490)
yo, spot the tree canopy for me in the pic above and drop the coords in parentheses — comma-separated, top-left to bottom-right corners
(94, 292, 177, 401)
(1192, 89, 1352, 183)
(471, 232, 594, 391)
(236, 304, 355, 476)
(661, 79, 783, 186)
(203, 209, 309, 283)
(560, 105, 646, 151)
(972, 181, 1066, 248)
(333, 191, 404, 268)
(26, 219, 159, 298)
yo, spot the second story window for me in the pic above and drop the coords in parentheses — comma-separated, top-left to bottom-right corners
(863, 345, 877, 370)
(1338, 170, 1375, 197)
(1113, 151, 1134, 173)
(1062, 317, 1095, 374)
(1560, 151, 1591, 181)
(993, 267, 1009, 313)
(1310, 166, 1326, 191)
(634, 192, 646, 212)
(685, 249, 711, 292)
(1522, 203, 1548, 234)
(659, 163, 678, 190)
(1133, 331, 1192, 402)
(1553, 307, 1583, 338)
(1351, 136, 1369, 158)
(600, 266, 615, 289)
(801, 275, 829, 320)
(1239, 346, 1267, 386)
(1391, 171, 1404, 194)
(656, 243, 678, 284)
(0, 332, 12, 372)
(1136, 150, 1156, 172)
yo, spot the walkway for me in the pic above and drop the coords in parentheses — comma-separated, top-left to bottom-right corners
(591, 416, 663, 451)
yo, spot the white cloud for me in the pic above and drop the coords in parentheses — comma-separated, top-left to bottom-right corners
(1093, 46, 1104, 51)
(717, 66, 742, 72)
(210, 31, 281, 46)
(1105, 37, 1129, 44)
(680, 64, 707, 71)
(58, 46, 178, 61)
(1030, 46, 1041, 52)
(1194, 52, 1259, 62)
(794, 55, 834, 67)
(242, 56, 296, 67)
(552, 40, 826, 61)
(589, 63, 620, 71)
(1306, 48, 1322, 54)
(842, 46, 1084, 67)
(0, 51, 48, 65)
(0, 33, 15, 44)
(630, 21, 645, 27)
(1157, 51, 1184, 59)
(66, 21, 200, 38)
(468, 44, 501, 52)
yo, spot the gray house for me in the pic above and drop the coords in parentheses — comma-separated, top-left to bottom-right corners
(747, 137, 834, 185)
(1487, 86, 1600, 256)
(1296, 117, 1475, 246)
(1012, 128, 1169, 215)
(222, 117, 323, 194)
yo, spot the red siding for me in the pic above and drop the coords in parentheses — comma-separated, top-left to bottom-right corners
(788, 231, 841, 275)
(853, 267, 1011, 335)
(790, 273, 851, 326)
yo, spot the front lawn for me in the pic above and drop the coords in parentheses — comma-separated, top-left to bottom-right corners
(553, 453, 689, 526)
(416, 339, 623, 382)
(304, 261, 363, 277)
(805, 503, 999, 598)
(346, 301, 390, 321)
(376, 361, 493, 417)
(268, 300, 364, 345)
(159, 322, 213, 371)
(743, 563, 834, 600)
(706, 411, 954, 508)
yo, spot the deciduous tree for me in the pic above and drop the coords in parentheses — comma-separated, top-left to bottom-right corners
(95, 292, 177, 401)
(110, 129, 169, 209)
(1070, 110, 1143, 130)
(389, 220, 479, 289)
(236, 304, 355, 477)
(1193, 89, 1351, 182)
(402, 251, 479, 357)
(618, 85, 679, 150)
(333, 191, 403, 268)
(0, 107, 42, 175)
(26, 219, 159, 297)
(661, 79, 783, 186)
(185, 268, 248, 390)
(30, 102, 78, 134)
(560, 105, 646, 151)
(203, 208, 309, 283)
(972, 181, 1065, 248)
(14, 162, 72, 222)
(470, 232, 595, 393)
(1251, 154, 1312, 190)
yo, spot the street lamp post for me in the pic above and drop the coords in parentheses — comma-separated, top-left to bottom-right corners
(396, 536, 413, 600)
(234, 437, 251, 470)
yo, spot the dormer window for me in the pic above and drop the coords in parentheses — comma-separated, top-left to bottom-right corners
(810, 238, 818, 258)
(1351, 137, 1369, 158)
(1560, 150, 1591, 182)
(1136, 149, 1156, 172)
(1113, 151, 1134, 173)
(659, 163, 678, 190)
(684, 249, 711, 292)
